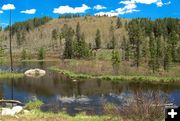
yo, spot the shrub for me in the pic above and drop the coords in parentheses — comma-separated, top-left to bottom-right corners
(21, 49, 27, 60)
(26, 100, 44, 110)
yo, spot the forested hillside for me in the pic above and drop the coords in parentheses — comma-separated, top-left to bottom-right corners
(0, 16, 179, 73)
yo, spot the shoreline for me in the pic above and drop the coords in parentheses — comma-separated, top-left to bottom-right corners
(49, 66, 180, 83)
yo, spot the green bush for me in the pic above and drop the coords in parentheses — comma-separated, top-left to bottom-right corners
(26, 100, 44, 110)
(21, 49, 27, 60)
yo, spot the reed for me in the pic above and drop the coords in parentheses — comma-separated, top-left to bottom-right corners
(0, 72, 24, 79)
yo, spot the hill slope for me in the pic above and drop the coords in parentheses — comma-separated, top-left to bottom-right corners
(1, 16, 128, 53)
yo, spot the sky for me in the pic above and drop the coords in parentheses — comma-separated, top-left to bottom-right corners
(0, 0, 179, 27)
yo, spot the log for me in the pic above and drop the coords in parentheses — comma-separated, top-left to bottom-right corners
(0, 100, 24, 106)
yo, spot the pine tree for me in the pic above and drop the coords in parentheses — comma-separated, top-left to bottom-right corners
(141, 37, 149, 62)
(163, 36, 172, 71)
(21, 49, 27, 60)
(169, 31, 177, 62)
(163, 47, 171, 71)
(63, 27, 74, 59)
(38, 47, 45, 60)
(75, 22, 82, 58)
(148, 33, 156, 73)
(121, 36, 130, 61)
(21, 31, 26, 43)
(111, 50, 120, 74)
(16, 31, 26, 46)
(125, 39, 130, 61)
(16, 31, 21, 46)
(111, 34, 116, 49)
(73, 22, 90, 58)
(155, 37, 162, 71)
(61, 24, 68, 38)
(128, 19, 142, 67)
(76, 22, 81, 44)
(152, 20, 163, 71)
(52, 29, 58, 50)
(108, 25, 116, 49)
(52, 29, 58, 40)
(95, 29, 101, 49)
(116, 17, 122, 29)
(80, 33, 89, 58)
(0, 37, 5, 65)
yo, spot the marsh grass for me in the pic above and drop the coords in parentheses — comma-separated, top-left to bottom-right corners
(49, 66, 180, 82)
(0, 72, 24, 79)
(101, 91, 167, 121)
(121, 91, 167, 121)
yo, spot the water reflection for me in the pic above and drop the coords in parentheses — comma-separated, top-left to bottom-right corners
(0, 72, 180, 102)
(0, 61, 180, 115)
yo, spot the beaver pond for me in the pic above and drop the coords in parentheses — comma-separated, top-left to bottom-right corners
(0, 61, 180, 115)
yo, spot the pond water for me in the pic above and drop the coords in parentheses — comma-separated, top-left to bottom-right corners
(0, 61, 180, 115)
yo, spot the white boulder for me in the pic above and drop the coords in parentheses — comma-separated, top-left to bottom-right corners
(1, 106, 23, 116)
(1, 108, 15, 116)
(12, 106, 23, 114)
(24, 68, 46, 78)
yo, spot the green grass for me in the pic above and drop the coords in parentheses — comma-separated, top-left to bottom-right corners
(49, 66, 180, 82)
(0, 100, 124, 121)
(96, 49, 113, 60)
(0, 109, 125, 121)
(0, 72, 24, 79)
(21, 59, 59, 62)
(0, 100, 164, 121)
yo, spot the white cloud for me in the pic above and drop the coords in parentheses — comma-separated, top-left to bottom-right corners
(21, 9, 36, 14)
(95, 2, 140, 17)
(164, 1, 171, 5)
(53, 4, 90, 14)
(120, 0, 168, 7)
(0, 10, 3, 14)
(116, 3, 137, 14)
(120, 0, 159, 5)
(124, 3, 137, 9)
(94, 5, 106, 10)
(96, 0, 171, 17)
(2, 4, 15, 10)
(120, 0, 134, 4)
(133, 0, 158, 4)
(156, 0, 163, 7)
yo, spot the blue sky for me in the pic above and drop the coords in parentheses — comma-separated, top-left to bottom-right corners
(0, 0, 179, 27)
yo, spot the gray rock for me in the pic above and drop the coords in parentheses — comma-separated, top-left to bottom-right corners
(24, 68, 46, 78)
